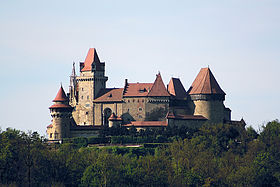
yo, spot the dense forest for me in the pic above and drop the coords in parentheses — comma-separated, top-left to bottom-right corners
(0, 120, 280, 186)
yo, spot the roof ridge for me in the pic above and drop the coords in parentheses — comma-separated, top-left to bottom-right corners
(201, 68, 209, 94)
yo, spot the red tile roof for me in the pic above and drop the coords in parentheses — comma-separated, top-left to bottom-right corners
(148, 73, 170, 97)
(94, 88, 124, 102)
(47, 124, 53, 128)
(167, 78, 188, 99)
(53, 86, 68, 102)
(109, 113, 122, 121)
(49, 104, 72, 109)
(123, 121, 167, 127)
(123, 83, 153, 97)
(189, 68, 225, 95)
(166, 111, 207, 120)
(81, 48, 101, 72)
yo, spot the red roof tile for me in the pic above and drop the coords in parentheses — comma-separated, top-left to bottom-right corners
(123, 121, 167, 127)
(53, 86, 68, 102)
(49, 104, 72, 109)
(81, 48, 101, 72)
(123, 83, 153, 97)
(109, 113, 122, 121)
(189, 68, 225, 95)
(166, 111, 207, 120)
(148, 73, 170, 97)
(94, 88, 124, 102)
(47, 124, 53, 128)
(167, 78, 188, 99)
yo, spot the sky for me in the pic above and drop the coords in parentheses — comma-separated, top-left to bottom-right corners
(0, 0, 279, 136)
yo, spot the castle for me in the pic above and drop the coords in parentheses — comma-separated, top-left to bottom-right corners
(47, 48, 243, 141)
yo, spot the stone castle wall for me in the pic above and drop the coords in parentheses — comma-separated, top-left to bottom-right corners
(48, 110, 71, 140)
(94, 102, 123, 126)
(122, 97, 147, 122)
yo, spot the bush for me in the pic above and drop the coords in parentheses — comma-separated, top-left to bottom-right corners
(88, 137, 110, 144)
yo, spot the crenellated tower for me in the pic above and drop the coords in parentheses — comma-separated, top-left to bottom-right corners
(48, 86, 73, 140)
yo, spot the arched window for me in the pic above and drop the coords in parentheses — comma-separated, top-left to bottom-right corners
(103, 108, 112, 126)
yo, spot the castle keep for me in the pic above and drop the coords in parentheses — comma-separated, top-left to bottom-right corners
(47, 48, 242, 140)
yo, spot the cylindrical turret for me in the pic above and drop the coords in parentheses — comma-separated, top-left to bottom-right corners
(48, 86, 73, 140)
(108, 113, 122, 127)
(189, 68, 227, 124)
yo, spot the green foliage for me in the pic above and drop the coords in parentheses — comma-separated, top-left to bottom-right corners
(87, 136, 110, 144)
(3, 120, 280, 186)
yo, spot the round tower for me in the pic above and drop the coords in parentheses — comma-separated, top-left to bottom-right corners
(189, 68, 226, 124)
(108, 113, 122, 127)
(48, 86, 73, 140)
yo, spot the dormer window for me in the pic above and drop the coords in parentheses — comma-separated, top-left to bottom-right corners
(108, 93, 112, 97)
(139, 88, 147, 93)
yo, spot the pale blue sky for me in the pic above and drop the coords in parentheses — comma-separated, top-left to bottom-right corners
(0, 0, 279, 135)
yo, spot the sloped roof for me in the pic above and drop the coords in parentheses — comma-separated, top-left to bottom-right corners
(49, 103, 72, 109)
(166, 111, 207, 120)
(81, 48, 101, 72)
(147, 73, 170, 97)
(123, 121, 167, 127)
(189, 68, 225, 95)
(123, 83, 153, 97)
(168, 78, 188, 99)
(108, 113, 122, 121)
(47, 124, 53, 128)
(53, 86, 68, 102)
(94, 88, 124, 102)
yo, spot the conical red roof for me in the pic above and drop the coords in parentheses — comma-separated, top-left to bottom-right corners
(81, 48, 101, 72)
(148, 73, 170, 97)
(53, 86, 68, 102)
(189, 68, 225, 95)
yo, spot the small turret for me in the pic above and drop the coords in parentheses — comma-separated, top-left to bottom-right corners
(189, 67, 229, 124)
(108, 113, 122, 127)
(48, 86, 73, 141)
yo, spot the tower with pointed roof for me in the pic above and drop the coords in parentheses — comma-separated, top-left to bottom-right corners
(48, 86, 73, 140)
(189, 67, 230, 124)
(69, 48, 108, 126)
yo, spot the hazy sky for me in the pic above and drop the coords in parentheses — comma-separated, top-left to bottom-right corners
(0, 0, 279, 136)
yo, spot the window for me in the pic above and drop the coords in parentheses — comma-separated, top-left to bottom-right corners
(82, 88, 84, 91)
(87, 95, 89, 100)
(50, 133, 52, 138)
(86, 112, 89, 115)
(81, 96, 83, 100)
(139, 107, 142, 111)
(128, 100, 130, 103)
(54, 133, 58, 139)
(139, 115, 142, 118)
